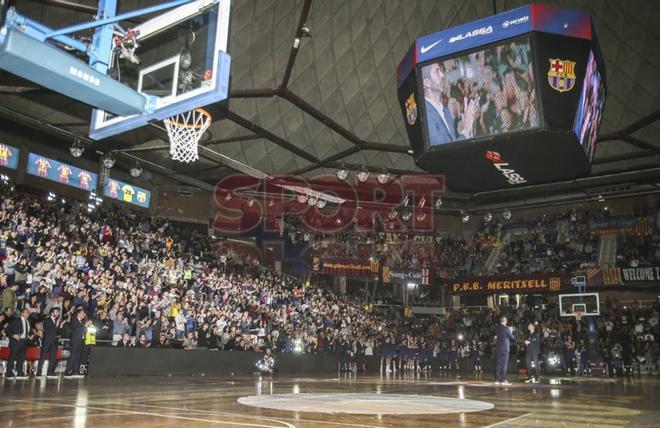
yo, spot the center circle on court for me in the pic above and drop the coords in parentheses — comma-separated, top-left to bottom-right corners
(237, 393, 494, 415)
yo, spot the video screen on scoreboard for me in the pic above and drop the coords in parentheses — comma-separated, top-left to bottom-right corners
(420, 37, 540, 147)
(574, 50, 605, 161)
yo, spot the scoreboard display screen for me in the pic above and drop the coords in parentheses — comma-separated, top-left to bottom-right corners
(420, 37, 540, 146)
(574, 50, 606, 161)
(398, 4, 606, 192)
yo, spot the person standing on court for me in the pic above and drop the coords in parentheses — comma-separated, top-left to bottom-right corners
(495, 316, 514, 385)
(37, 307, 61, 377)
(64, 307, 86, 377)
(524, 322, 541, 383)
(5, 307, 31, 379)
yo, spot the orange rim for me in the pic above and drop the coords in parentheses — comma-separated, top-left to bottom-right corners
(164, 108, 212, 129)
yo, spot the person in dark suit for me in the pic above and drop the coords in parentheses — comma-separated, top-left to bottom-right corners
(494, 316, 515, 385)
(5, 308, 31, 379)
(64, 308, 86, 376)
(37, 307, 61, 377)
(421, 62, 479, 146)
(524, 322, 541, 383)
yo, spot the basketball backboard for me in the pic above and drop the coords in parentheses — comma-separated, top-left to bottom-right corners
(89, 0, 230, 140)
(559, 292, 600, 318)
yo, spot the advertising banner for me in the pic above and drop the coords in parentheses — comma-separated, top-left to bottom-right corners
(382, 267, 430, 285)
(451, 272, 569, 295)
(312, 257, 379, 278)
(26, 152, 98, 191)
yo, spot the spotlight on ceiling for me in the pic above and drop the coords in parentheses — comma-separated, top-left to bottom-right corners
(484, 212, 493, 222)
(460, 210, 470, 223)
(69, 140, 84, 158)
(376, 170, 390, 185)
(297, 194, 308, 204)
(356, 167, 369, 183)
(336, 166, 349, 181)
(503, 210, 512, 220)
(129, 163, 143, 178)
(316, 199, 327, 209)
(434, 197, 443, 210)
(102, 153, 115, 169)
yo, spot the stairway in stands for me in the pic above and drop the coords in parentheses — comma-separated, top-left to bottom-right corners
(598, 233, 618, 268)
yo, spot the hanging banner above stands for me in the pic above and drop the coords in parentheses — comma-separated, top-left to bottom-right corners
(26, 152, 98, 191)
(451, 272, 569, 295)
(382, 267, 430, 285)
(0, 143, 20, 170)
(103, 178, 151, 209)
(312, 257, 379, 278)
(585, 265, 660, 286)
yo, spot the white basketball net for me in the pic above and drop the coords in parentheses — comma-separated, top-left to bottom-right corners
(164, 109, 212, 163)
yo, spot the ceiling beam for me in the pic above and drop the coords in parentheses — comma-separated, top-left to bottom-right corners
(280, 0, 313, 89)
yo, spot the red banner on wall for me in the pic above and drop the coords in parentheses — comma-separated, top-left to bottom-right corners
(450, 272, 569, 295)
(312, 257, 379, 278)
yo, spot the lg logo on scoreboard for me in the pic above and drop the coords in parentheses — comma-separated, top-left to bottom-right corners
(486, 151, 527, 185)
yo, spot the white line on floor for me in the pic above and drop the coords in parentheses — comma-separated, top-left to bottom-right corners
(484, 412, 534, 427)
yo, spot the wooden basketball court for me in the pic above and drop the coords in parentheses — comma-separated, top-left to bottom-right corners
(2, 373, 658, 427)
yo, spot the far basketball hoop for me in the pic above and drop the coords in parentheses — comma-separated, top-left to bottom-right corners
(164, 108, 211, 163)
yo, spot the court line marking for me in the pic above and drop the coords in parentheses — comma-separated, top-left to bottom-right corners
(125, 401, 384, 428)
(484, 412, 533, 427)
(10, 399, 291, 428)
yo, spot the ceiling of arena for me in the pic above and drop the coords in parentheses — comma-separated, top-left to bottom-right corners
(1, 0, 660, 210)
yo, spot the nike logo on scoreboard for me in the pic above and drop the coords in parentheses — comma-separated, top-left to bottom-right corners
(420, 39, 442, 54)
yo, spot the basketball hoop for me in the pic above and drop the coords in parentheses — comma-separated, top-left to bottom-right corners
(164, 108, 212, 163)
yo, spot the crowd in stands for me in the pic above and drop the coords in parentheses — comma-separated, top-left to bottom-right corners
(0, 184, 659, 378)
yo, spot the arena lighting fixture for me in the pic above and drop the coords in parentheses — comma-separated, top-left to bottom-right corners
(336, 166, 349, 181)
(47, 192, 56, 202)
(129, 163, 143, 178)
(0, 174, 8, 182)
(434, 197, 442, 210)
(503, 210, 512, 220)
(316, 199, 327, 209)
(297, 194, 308, 204)
(356, 167, 369, 183)
(484, 212, 493, 222)
(102, 153, 115, 169)
(307, 197, 317, 206)
(457, 333, 464, 341)
(376, 170, 390, 185)
(460, 210, 470, 223)
(69, 140, 84, 158)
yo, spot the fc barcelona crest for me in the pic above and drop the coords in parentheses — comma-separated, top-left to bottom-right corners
(405, 93, 417, 125)
(547, 58, 576, 93)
